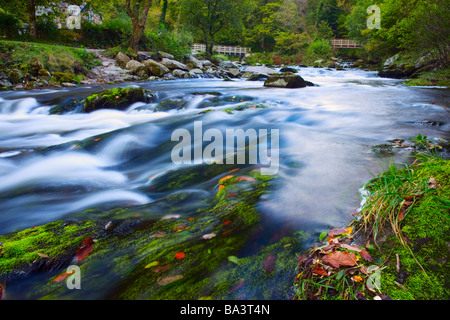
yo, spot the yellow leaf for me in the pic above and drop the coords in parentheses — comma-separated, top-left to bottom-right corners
(145, 261, 159, 269)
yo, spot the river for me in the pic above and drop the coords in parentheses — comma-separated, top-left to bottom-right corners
(0, 67, 449, 299)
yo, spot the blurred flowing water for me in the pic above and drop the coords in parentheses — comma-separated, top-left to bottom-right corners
(0, 67, 449, 241)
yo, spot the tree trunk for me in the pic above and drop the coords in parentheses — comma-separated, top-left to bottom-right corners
(27, 0, 37, 39)
(159, 0, 168, 27)
(126, 0, 154, 54)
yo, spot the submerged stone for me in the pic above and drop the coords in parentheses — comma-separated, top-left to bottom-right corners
(264, 73, 313, 89)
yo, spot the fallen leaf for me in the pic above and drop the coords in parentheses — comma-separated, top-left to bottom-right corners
(353, 275, 363, 282)
(202, 233, 216, 240)
(340, 244, 362, 252)
(218, 185, 225, 191)
(145, 261, 160, 269)
(173, 224, 189, 232)
(328, 228, 349, 237)
(360, 249, 373, 262)
(322, 251, 358, 268)
(227, 193, 237, 198)
(156, 275, 183, 286)
(37, 252, 49, 259)
(219, 175, 234, 183)
(230, 279, 245, 294)
(228, 169, 240, 174)
(428, 177, 441, 189)
(153, 264, 171, 273)
(175, 252, 185, 260)
(228, 256, 240, 264)
(0, 283, 4, 300)
(153, 231, 166, 238)
(75, 237, 95, 262)
(263, 254, 276, 273)
(53, 271, 75, 283)
(223, 220, 232, 226)
(313, 268, 328, 277)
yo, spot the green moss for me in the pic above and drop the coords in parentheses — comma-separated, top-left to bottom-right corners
(367, 158, 450, 300)
(404, 68, 450, 87)
(0, 221, 99, 277)
(83, 87, 152, 113)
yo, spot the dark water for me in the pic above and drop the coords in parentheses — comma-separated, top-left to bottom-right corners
(1, 68, 448, 237)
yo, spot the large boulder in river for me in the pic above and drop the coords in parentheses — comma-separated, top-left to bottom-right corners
(264, 73, 313, 88)
(84, 87, 154, 113)
(161, 58, 189, 71)
(142, 59, 170, 76)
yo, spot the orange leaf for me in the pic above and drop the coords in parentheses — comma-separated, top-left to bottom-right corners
(353, 275, 363, 282)
(218, 185, 225, 191)
(313, 268, 328, 277)
(175, 252, 185, 260)
(53, 271, 75, 283)
(219, 175, 234, 183)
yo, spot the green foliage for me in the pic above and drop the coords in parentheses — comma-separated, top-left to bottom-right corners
(305, 38, 332, 62)
(0, 10, 22, 39)
(141, 27, 193, 61)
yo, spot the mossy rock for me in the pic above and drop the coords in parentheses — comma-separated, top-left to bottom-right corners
(52, 72, 78, 84)
(154, 99, 188, 112)
(84, 87, 154, 113)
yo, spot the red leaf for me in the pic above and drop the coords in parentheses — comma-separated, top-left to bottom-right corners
(230, 279, 245, 294)
(263, 254, 276, 273)
(153, 264, 171, 274)
(75, 237, 95, 262)
(327, 228, 349, 237)
(175, 252, 185, 260)
(322, 251, 358, 268)
(227, 193, 237, 198)
(223, 220, 231, 226)
(0, 283, 4, 300)
(360, 249, 373, 262)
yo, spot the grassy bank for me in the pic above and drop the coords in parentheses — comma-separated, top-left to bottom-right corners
(295, 151, 449, 300)
(403, 68, 450, 87)
(0, 40, 99, 86)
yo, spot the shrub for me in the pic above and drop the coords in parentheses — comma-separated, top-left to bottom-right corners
(0, 11, 22, 39)
(305, 39, 332, 63)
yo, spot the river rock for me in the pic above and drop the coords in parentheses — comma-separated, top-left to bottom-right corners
(161, 58, 189, 71)
(244, 66, 278, 75)
(189, 68, 204, 75)
(116, 52, 131, 68)
(377, 69, 407, 79)
(264, 73, 312, 88)
(186, 55, 203, 70)
(142, 59, 170, 76)
(158, 51, 175, 60)
(125, 60, 148, 77)
(172, 69, 187, 78)
(246, 73, 268, 81)
(226, 68, 241, 78)
(84, 87, 154, 113)
(279, 67, 297, 73)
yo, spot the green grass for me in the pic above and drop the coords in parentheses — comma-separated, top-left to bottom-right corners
(0, 40, 97, 75)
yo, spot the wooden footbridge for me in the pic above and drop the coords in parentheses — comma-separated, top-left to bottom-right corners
(191, 39, 360, 56)
(329, 39, 361, 49)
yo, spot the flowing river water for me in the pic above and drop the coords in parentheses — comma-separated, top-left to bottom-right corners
(0, 67, 449, 299)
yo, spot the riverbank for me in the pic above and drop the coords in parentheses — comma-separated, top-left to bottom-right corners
(295, 146, 450, 300)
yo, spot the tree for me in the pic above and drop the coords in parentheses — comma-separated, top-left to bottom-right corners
(125, 0, 154, 53)
(181, 0, 245, 55)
